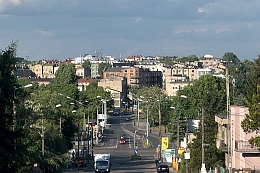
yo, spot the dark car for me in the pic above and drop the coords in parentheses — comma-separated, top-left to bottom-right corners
(120, 134, 127, 139)
(157, 164, 169, 173)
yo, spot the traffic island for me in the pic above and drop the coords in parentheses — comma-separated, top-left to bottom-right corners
(130, 154, 141, 161)
(143, 140, 152, 148)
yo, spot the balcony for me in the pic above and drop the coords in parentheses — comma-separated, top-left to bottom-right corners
(217, 139, 229, 152)
(235, 140, 260, 153)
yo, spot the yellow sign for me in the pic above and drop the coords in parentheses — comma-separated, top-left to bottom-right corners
(178, 147, 185, 155)
(161, 137, 168, 150)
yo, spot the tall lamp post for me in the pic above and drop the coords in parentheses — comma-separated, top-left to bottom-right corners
(137, 96, 144, 127)
(157, 99, 162, 162)
(145, 101, 149, 145)
(72, 109, 80, 170)
(180, 95, 188, 173)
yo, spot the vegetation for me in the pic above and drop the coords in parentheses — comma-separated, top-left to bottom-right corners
(0, 43, 114, 172)
(241, 55, 260, 148)
(130, 154, 141, 161)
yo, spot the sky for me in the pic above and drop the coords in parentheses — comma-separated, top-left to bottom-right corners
(1, 0, 260, 61)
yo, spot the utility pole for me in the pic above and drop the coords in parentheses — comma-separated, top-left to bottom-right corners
(177, 115, 179, 148)
(159, 102, 162, 162)
(42, 114, 45, 173)
(226, 62, 232, 172)
(185, 115, 188, 173)
(137, 100, 140, 127)
(201, 106, 206, 173)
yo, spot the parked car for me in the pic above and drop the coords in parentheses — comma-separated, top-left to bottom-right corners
(157, 164, 169, 173)
(118, 138, 126, 144)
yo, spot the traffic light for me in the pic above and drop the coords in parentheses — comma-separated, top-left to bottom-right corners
(165, 127, 166, 133)
(135, 140, 137, 147)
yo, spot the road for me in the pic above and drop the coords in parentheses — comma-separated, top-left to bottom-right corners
(64, 113, 159, 173)
(63, 112, 177, 173)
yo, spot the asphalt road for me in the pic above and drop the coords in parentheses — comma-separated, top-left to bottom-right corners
(63, 113, 177, 173)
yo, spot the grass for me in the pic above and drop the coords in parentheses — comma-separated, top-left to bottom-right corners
(143, 140, 152, 148)
(130, 154, 141, 161)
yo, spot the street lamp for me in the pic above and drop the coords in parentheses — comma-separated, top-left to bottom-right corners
(157, 99, 162, 162)
(145, 101, 149, 145)
(55, 104, 62, 133)
(180, 95, 188, 173)
(72, 109, 80, 170)
(137, 96, 143, 127)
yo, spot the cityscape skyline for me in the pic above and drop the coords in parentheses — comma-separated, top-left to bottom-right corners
(1, 0, 260, 61)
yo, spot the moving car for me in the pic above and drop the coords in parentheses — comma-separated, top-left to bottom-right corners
(120, 134, 127, 139)
(118, 138, 126, 144)
(157, 164, 169, 173)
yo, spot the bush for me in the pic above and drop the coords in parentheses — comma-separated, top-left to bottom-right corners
(130, 155, 141, 160)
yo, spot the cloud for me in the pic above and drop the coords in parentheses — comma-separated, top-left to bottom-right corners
(0, 0, 21, 12)
(35, 30, 53, 37)
(135, 17, 142, 23)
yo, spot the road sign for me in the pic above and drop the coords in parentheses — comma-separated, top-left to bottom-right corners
(163, 149, 175, 157)
(161, 137, 168, 150)
(158, 144, 161, 151)
(134, 149, 138, 155)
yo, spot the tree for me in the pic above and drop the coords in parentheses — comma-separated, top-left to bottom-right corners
(26, 89, 71, 172)
(175, 75, 226, 172)
(0, 42, 25, 172)
(241, 56, 260, 148)
(227, 59, 254, 106)
(221, 52, 240, 64)
(82, 59, 91, 69)
(98, 62, 111, 78)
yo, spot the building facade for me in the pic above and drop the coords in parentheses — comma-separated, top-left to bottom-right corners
(215, 106, 260, 172)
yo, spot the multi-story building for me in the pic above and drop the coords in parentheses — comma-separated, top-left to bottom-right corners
(34, 64, 43, 78)
(91, 63, 100, 78)
(98, 76, 127, 108)
(103, 66, 162, 88)
(42, 64, 55, 78)
(76, 67, 91, 79)
(215, 106, 260, 172)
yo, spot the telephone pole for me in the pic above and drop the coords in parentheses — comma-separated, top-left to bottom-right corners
(201, 106, 206, 173)
(185, 115, 188, 173)
(225, 62, 232, 172)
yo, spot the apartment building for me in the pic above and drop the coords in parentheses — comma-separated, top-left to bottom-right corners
(76, 67, 91, 79)
(42, 64, 55, 78)
(215, 106, 260, 172)
(103, 66, 162, 88)
(98, 76, 127, 108)
(34, 64, 43, 78)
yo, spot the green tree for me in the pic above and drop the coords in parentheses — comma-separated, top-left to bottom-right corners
(82, 59, 91, 69)
(98, 62, 111, 78)
(227, 60, 254, 106)
(221, 52, 240, 64)
(26, 89, 71, 172)
(0, 42, 25, 172)
(175, 75, 226, 172)
(241, 56, 260, 148)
